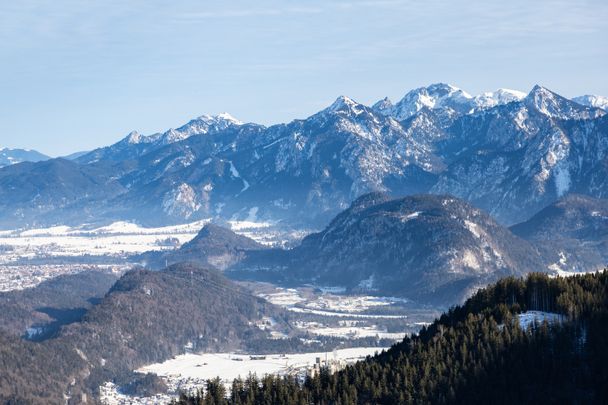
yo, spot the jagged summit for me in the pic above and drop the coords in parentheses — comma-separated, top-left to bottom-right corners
(123, 130, 145, 144)
(523, 84, 605, 119)
(198, 112, 243, 124)
(4, 83, 608, 229)
(373, 83, 476, 121)
(371, 96, 394, 114)
(326, 95, 366, 114)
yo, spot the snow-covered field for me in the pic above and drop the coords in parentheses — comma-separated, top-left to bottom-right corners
(293, 320, 407, 340)
(100, 347, 386, 404)
(0, 220, 308, 291)
(257, 286, 409, 319)
(139, 347, 384, 382)
(246, 283, 438, 341)
(0, 221, 209, 264)
(0, 219, 308, 265)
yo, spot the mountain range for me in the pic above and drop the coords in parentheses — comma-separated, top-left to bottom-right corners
(0, 147, 49, 168)
(150, 192, 608, 306)
(0, 83, 606, 230)
(227, 193, 545, 305)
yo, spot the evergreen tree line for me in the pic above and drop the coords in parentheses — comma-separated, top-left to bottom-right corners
(174, 271, 608, 404)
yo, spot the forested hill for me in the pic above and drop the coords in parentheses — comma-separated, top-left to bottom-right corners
(176, 271, 608, 405)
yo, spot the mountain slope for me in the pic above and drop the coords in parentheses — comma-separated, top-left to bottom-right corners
(230, 193, 545, 305)
(511, 194, 608, 273)
(0, 147, 49, 167)
(430, 85, 608, 224)
(180, 272, 608, 404)
(139, 223, 265, 270)
(573, 94, 608, 111)
(0, 84, 606, 229)
(0, 158, 125, 228)
(0, 263, 287, 403)
(77, 113, 247, 164)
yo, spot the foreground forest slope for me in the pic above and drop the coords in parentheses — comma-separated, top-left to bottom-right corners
(177, 271, 608, 405)
(0, 264, 286, 404)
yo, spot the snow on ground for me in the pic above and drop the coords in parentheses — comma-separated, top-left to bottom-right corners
(100, 382, 169, 405)
(552, 268, 600, 277)
(548, 254, 601, 277)
(0, 219, 309, 290)
(258, 288, 307, 306)
(303, 294, 408, 313)
(258, 286, 408, 319)
(0, 264, 125, 292)
(294, 321, 406, 340)
(464, 220, 481, 238)
(400, 211, 421, 222)
(226, 220, 310, 247)
(517, 311, 563, 329)
(0, 219, 309, 264)
(102, 347, 386, 404)
(0, 221, 210, 264)
(288, 307, 407, 319)
(140, 347, 384, 384)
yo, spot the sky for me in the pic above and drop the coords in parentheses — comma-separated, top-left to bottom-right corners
(0, 0, 607, 156)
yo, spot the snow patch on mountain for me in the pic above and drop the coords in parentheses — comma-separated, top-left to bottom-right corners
(380, 83, 472, 120)
(400, 211, 421, 222)
(474, 88, 526, 108)
(162, 183, 201, 219)
(464, 220, 481, 238)
(225, 160, 250, 193)
(373, 84, 528, 121)
(461, 250, 480, 270)
(572, 95, 608, 111)
(328, 96, 365, 115)
(118, 114, 244, 147)
(554, 165, 571, 198)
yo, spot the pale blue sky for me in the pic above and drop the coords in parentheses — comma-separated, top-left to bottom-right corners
(1, 0, 606, 156)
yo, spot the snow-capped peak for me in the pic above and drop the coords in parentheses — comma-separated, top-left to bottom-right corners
(385, 83, 473, 120)
(524, 85, 565, 116)
(572, 95, 608, 111)
(371, 97, 394, 115)
(522, 85, 605, 120)
(125, 131, 144, 144)
(326, 96, 365, 114)
(114, 113, 245, 150)
(474, 88, 526, 108)
(196, 112, 243, 125)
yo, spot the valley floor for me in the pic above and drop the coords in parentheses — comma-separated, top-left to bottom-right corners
(0, 219, 308, 291)
(101, 347, 386, 405)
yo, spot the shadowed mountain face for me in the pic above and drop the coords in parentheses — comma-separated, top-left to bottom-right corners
(0, 270, 119, 339)
(138, 223, 266, 270)
(511, 194, 608, 273)
(228, 193, 545, 305)
(0, 85, 606, 229)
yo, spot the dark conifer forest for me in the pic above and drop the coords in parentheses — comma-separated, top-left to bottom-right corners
(175, 271, 608, 405)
